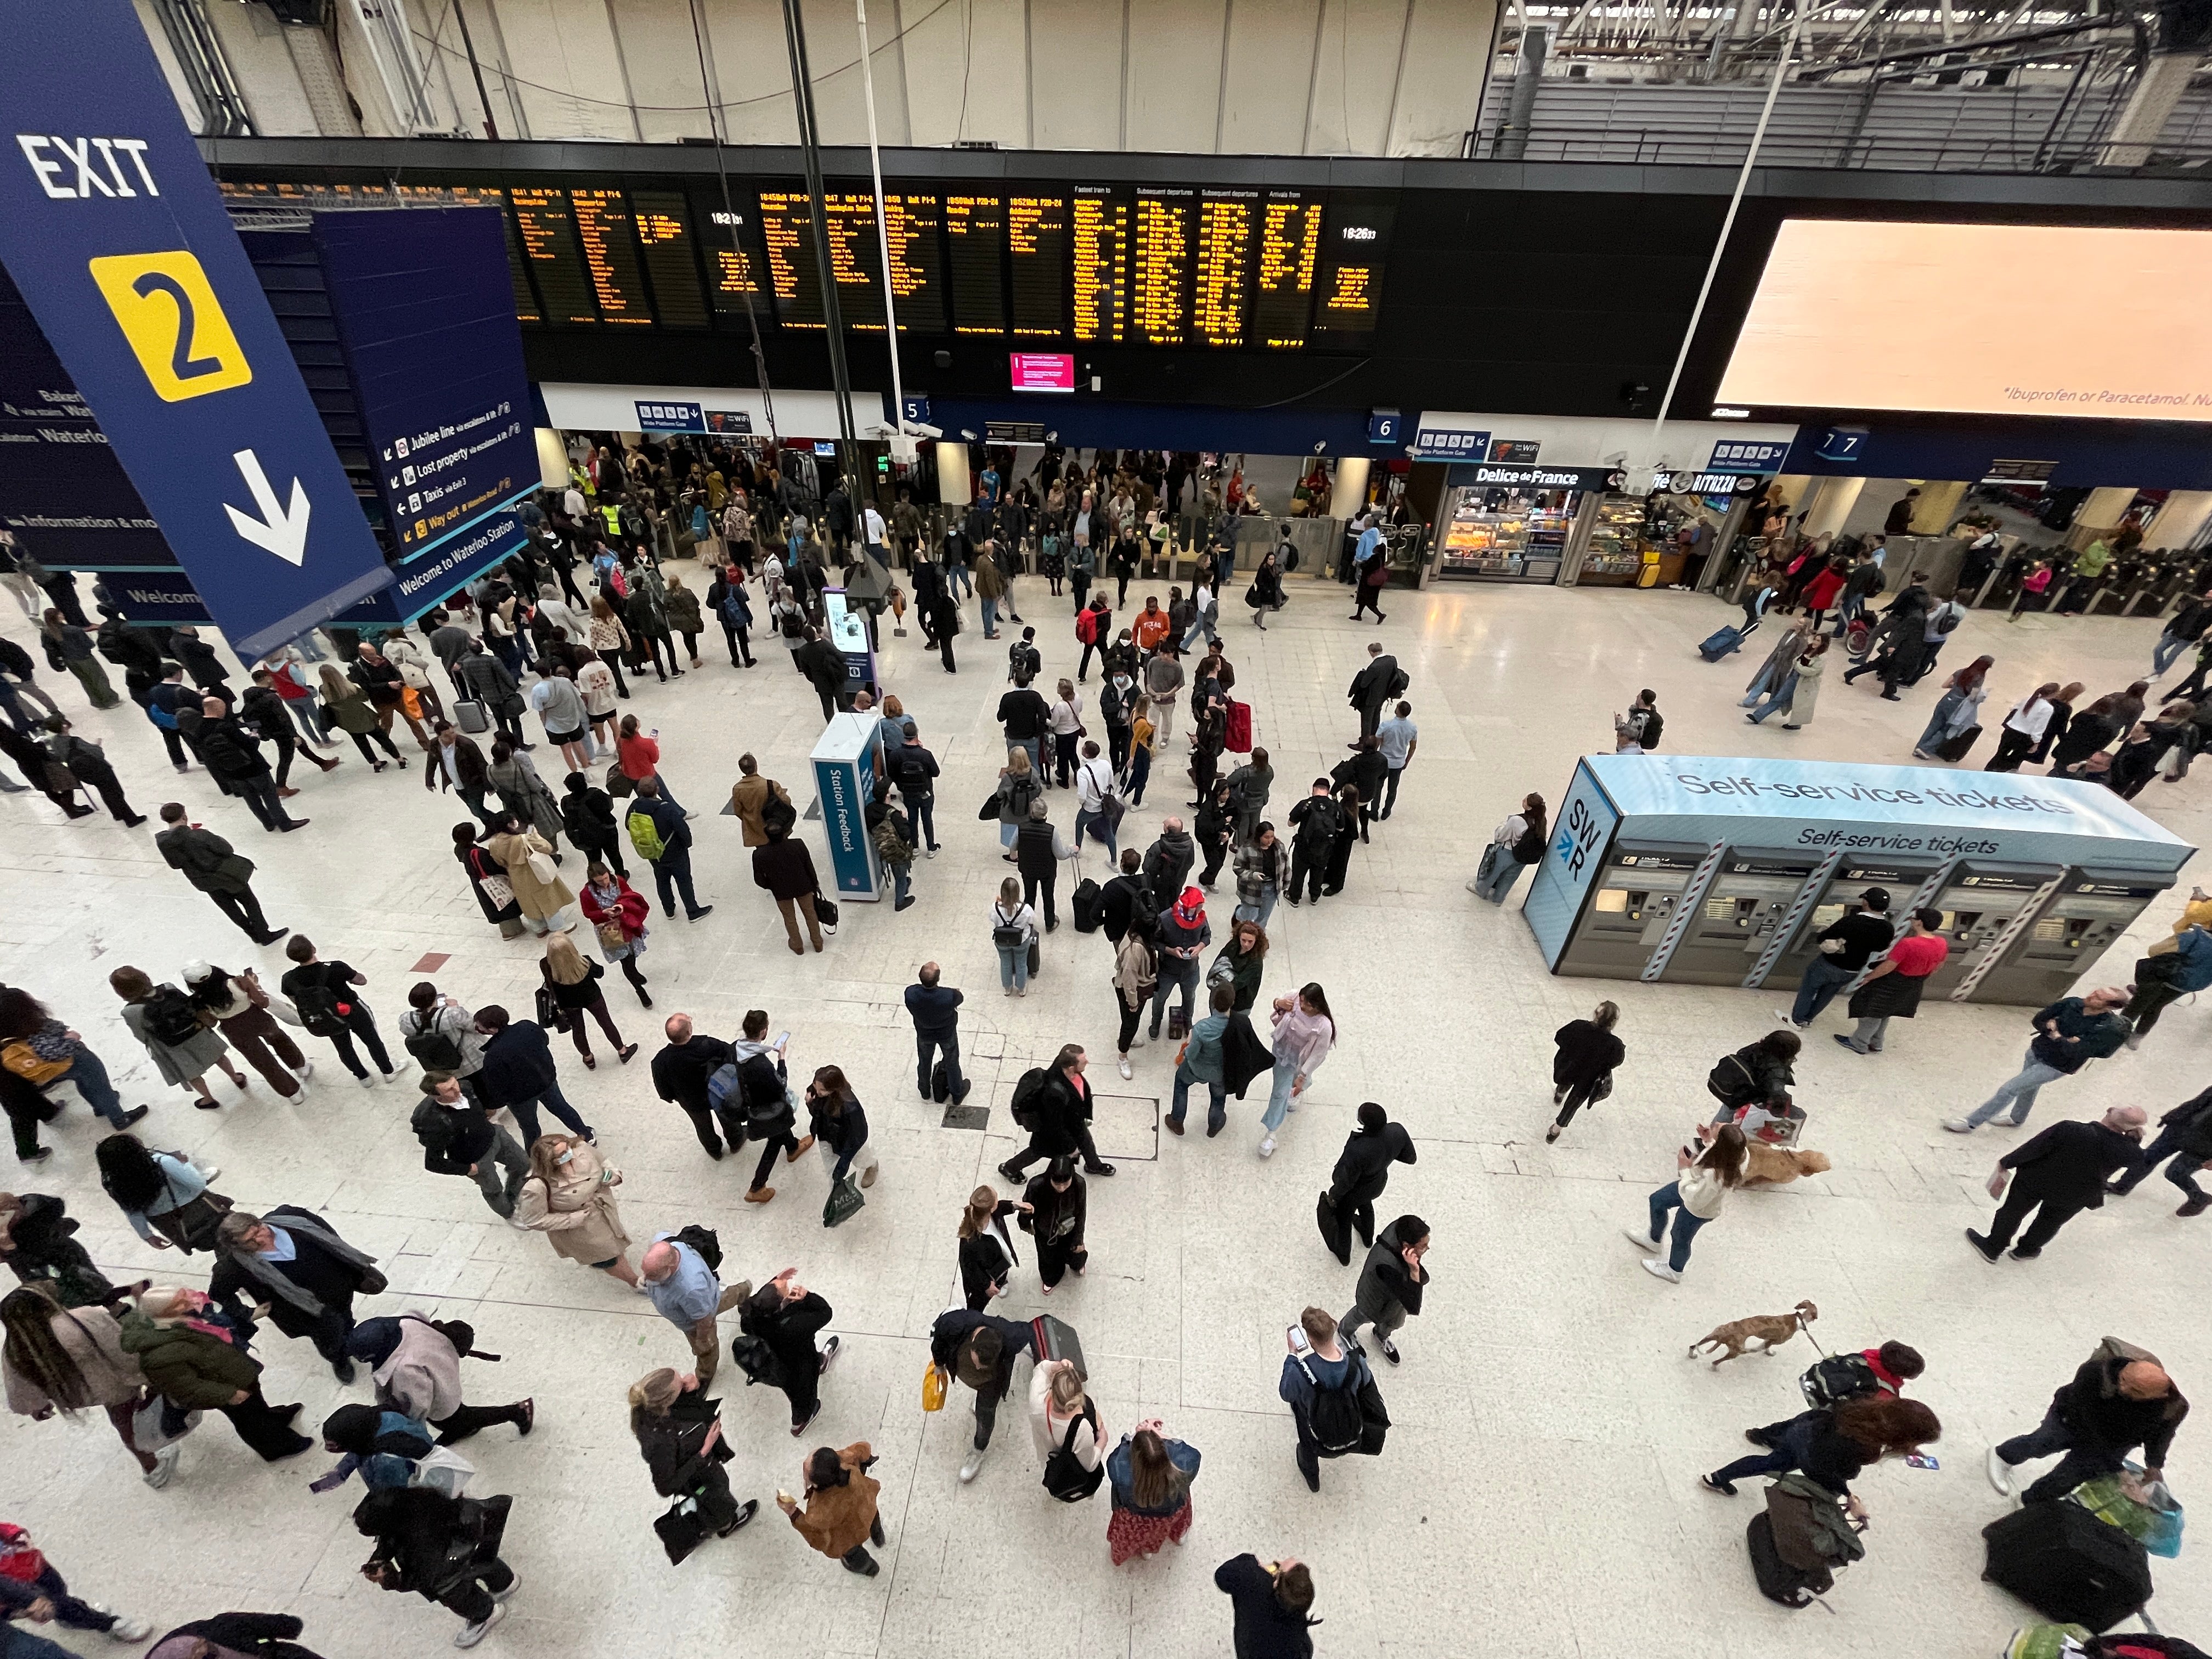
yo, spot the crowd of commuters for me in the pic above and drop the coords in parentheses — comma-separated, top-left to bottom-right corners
(0, 442, 2199, 1658)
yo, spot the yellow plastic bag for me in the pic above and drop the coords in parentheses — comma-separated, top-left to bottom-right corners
(922, 1361, 947, 1413)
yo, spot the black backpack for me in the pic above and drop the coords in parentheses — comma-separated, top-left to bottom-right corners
(410, 1097, 458, 1159)
(142, 986, 202, 1049)
(729, 1324, 781, 1387)
(404, 1020, 465, 1072)
(895, 753, 933, 799)
(290, 973, 348, 1037)
(672, 1223, 723, 1274)
(1041, 1404, 1105, 1502)
(1009, 1066, 1050, 1130)
(1799, 1353, 1881, 1408)
(1297, 1351, 1366, 1454)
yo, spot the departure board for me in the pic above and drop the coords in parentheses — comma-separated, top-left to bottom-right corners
(630, 190, 708, 329)
(1253, 189, 1322, 349)
(509, 187, 599, 325)
(757, 189, 827, 328)
(821, 194, 888, 330)
(945, 194, 1008, 335)
(569, 189, 652, 326)
(703, 200, 769, 323)
(1008, 192, 1069, 338)
(1313, 201, 1395, 341)
(1131, 187, 1195, 348)
(497, 195, 541, 325)
(1194, 188, 1259, 348)
(1070, 185, 1130, 345)
(878, 193, 946, 332)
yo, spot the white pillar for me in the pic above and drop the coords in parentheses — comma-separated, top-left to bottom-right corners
(1909, 480, 1970, 534)
(1799, 476, 1864, 539)
(2147, 490, 2212, 551)
(534, 428, 569, 489)
(1329, 458, 1371, 520)
(2067, 486, 2138, 550)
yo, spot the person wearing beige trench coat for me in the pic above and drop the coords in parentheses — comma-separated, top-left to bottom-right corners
(514, 1133, 640, 1286)
(486, 819, 575, 933)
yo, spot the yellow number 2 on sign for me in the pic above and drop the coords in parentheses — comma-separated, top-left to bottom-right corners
(87, 251, 252, 402)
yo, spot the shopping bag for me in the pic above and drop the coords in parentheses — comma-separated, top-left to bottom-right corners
(2068, 1466, 2185, 1559)
(922, 1360, 947, 1413)
(823, 1176, 865, 1229)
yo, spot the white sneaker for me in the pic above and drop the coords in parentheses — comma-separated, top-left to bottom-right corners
(958, 1446, 988, 1483)
(1257, 1136, 1276, 1158)
(143, 1442, 179, 1489)
(454, 1602, 507, 1647)
(491, 1576, 520, 1604)
(1772, 1009, 1802, 1028)
(1641, 1258, 1681, 1283)
(357, 1074, 380, 1090)
(295, 1060, 314, 1081)
(1621, 1226, 1662, 1250)
(1941, 1118, 1977, 1134)
(1118, 1054, 1132, 1080)
(105, 1616, 153, 1643)
(1465, 876, 1482, 894)
(1987, 1447, 2014, 1496)
(196, 1165, 222, 1182)
(1129, 1030, 1147, 1048)
(2124, 1032, 2144, 1051)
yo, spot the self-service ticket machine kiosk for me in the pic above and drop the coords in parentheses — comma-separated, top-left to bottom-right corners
(1759, 855, 1948, 992)
(1659, 847, 1827, 986)
(1923, 860, 2064, 998)
(1555, 841, 1707, 979)
(1979, 866, 2174, 1003)
(1523, 757, 2194, 1006)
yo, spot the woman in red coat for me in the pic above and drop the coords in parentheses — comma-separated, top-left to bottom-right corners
(578, 864, 652, 1006)
(1801, 558, 1850, 630)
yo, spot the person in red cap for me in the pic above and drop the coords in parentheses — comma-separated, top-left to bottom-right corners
(1149, 886, 1214, 1044)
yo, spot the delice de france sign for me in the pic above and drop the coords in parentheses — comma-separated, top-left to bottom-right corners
(0, 0, 393, 658)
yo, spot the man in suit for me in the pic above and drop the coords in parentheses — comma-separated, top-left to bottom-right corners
(211, 1206, 380, 1383)
(154, 803, 287, 943)
(905, 962, 972, 1106)
(1346, 642, 1401, 743)
(1968, 1104, 2147, 1263)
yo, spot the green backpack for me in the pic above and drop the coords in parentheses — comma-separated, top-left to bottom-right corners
(626, 805, 665, 862)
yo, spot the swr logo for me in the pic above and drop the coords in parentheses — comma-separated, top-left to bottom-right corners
(87, 252, 251, 402)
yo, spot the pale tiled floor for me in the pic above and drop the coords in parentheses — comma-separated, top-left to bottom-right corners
(3, 561, 2205, 1658)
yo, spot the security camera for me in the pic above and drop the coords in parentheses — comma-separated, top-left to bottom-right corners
(958, 429, 978, 442)
(1046, 431, 1058, 444)
(902, 419, 944, 441)
(1313, 441, 1328, 455)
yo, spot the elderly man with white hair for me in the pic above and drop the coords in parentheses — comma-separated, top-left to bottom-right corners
(1968, 1102, 2147, 1263)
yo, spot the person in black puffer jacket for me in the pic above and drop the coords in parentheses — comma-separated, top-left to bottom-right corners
(1550, 1002, 1627, 1142)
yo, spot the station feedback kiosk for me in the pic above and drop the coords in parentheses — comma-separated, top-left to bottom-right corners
(1524, 756, 2195, 1005)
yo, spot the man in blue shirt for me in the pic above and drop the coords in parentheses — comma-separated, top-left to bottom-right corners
(1374, 702, 1418, 819)
(905, 962, 971, 1104)
(640, 1230, 749, 1386)
(1166, 982, 1233, 1137)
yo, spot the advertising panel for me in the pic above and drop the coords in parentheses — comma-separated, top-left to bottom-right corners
(1011, 352, 1075, 393)
(1719, 219, 2212, 422)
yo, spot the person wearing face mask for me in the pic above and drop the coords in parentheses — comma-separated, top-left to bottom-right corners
(511, 1134, 639, 1289)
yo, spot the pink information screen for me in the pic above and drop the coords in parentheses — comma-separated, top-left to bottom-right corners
(1010, 352, 1075, 392)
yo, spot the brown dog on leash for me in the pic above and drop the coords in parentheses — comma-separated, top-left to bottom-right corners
(1688, 1300, 1818, 1368)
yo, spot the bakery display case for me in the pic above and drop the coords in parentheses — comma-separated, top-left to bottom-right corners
(1436, 484, 1575, 583)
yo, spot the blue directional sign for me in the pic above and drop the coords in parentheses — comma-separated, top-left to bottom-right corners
(0, 0, 393, 658)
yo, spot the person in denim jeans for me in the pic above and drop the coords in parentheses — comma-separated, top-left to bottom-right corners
(990, 878, 1037, 995)
(0, 989, 149, 1144)
(1166, 984, 1233, 1138)
(2107, 1087, 2212, 1215)
(1232, 825, 1288, 930)
(1625, 1125, 1746, 1282)
(1944, 987, 2131, 1133)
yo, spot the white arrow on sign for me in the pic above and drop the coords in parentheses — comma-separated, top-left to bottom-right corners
(223, 449, 311, 567)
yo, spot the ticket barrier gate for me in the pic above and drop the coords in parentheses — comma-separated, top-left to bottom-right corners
(1979, 866, 2175, 1003)
(1659, 847, 1826, 987)
(1923, 860, 2064, 1000)
(1554, 840, 1707, 980)
(1759, 855, 1948, 992)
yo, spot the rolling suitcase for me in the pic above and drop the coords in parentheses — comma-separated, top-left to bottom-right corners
(1029, 1313, 1086, 1380)
(1936, 723, 1984, 763)
(1071, 878, 1104, 933)
(1747, 1511, 1830, 1609)
(454, 699, 490, 734)
(1699, 624, 1750, 662)
(1983, 1500, 2154, 1633)
(1224, 699, 1252, 753)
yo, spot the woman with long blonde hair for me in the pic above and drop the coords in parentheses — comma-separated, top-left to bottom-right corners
(539, 930, 634, 1068)
(514, 1132, 638, 1287)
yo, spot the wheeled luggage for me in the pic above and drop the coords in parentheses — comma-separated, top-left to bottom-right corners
(1700, 625, 1751, 662)
(1029, 1313, 1087, 1379)
(1936, 723, 1985, 763)
(1983, 1500, 2154, 1633)
(1747, 1511, 1831, 1608)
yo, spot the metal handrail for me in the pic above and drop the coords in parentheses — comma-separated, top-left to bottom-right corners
(1469, 119, 2212, 173)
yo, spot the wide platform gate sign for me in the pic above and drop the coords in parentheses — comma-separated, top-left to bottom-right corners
(0, 0, 393, 657)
